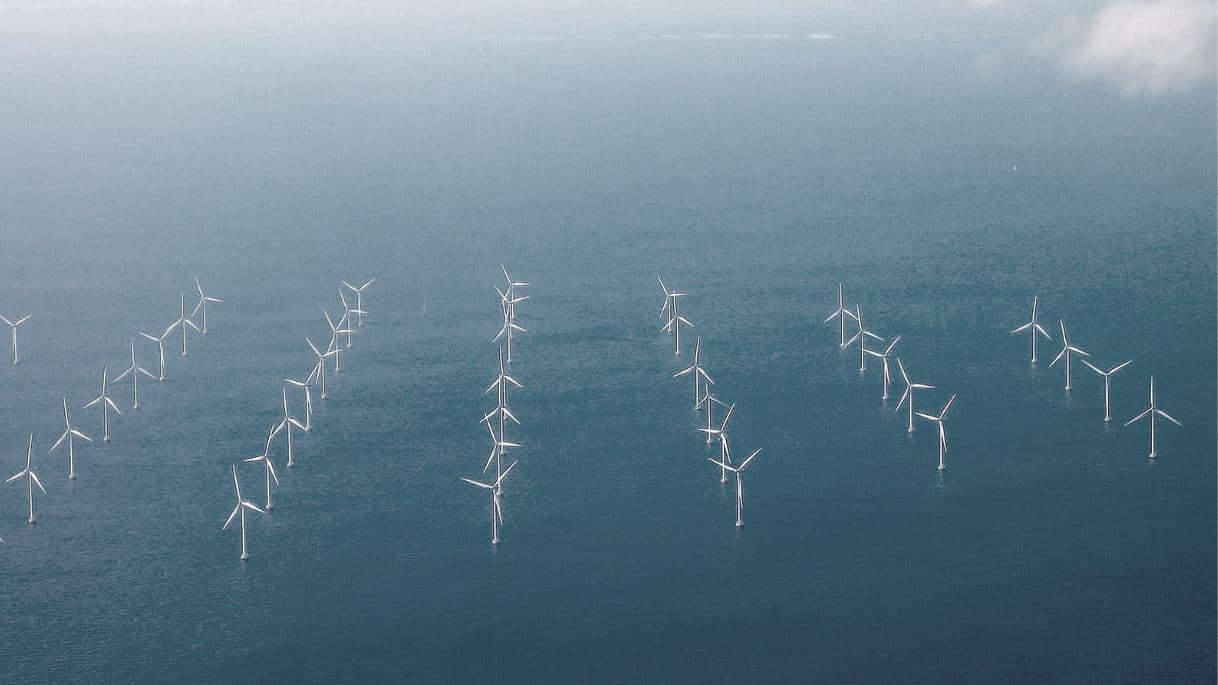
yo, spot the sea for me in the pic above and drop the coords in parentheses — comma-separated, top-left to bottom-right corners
(0, 24, 1213, 683)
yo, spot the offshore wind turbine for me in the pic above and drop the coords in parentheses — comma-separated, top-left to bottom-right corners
(708, 447, 762, 527)
(138, 328, 169, 380)
(657, 276, 692, 355)
(865, 335, 902, 400)
(916, 394, 957, 471)
(1049, 320, 1089, 391)
(824, 283, 858, 348)
(341, 278, 376, 327)
(305, 338, 338, 399)
(338, 290, 363, 348)
(1125, 375, 1182, 459)
(84, 365, 122, 442)
(0, 313, 30, 365)
(1010, 296, 1052, 363)
(461, 460, 517, 545)
(674, 338, 714, 408)
(1080, 358, 1133, 422)
(480, 418, 520, 485)
(222, 464, 266, 560)
(6, 435, 45, 524)
(284, 376, 313, 431)
(843, 304, 883, 372)
(323, 310, 353, 372)
(50, 397, 91, 479)
(114, 339, 157, 409)
(496, 284, 529, 323)
(169, 293, 201, 356)
(191, 277, 223, 334)
(272, 386, 307, 467)
(243, 429, 281, 509)
(698, 400, 735, 449)
(696, 392, 727, 445)
(894, 358, 934, 433)
(493, 309, 528, 364)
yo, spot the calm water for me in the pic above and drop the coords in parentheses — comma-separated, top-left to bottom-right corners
(0, 30, 1214, 683)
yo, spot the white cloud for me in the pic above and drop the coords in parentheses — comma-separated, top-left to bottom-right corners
(1051, 0, 1216, 96)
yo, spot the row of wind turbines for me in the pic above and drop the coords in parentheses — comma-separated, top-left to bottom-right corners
(459, 267, 529, 546)
(658, 276, 764, 528)
(1009, 295, 1182, 458)
(3, 278, 224, 539)
(222, 279, 376, 560)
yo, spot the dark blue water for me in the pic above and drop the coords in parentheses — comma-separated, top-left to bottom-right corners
(0, 29, 1213, 683)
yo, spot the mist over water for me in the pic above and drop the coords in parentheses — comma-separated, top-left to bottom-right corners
(0, 28, 1213, 683)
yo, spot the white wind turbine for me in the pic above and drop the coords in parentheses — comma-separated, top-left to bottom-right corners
(708, 447, 763, 527)
(1010, 296, 1052, 363)
(114, 339, 157, 409)
(1125, 375, 1182, 459)
(50, 397, 91, 479)
(696, 392, 727, 446)
(480, 418, 520, 486)
(698, 399, 735, 450)
(657, 276, 692, 355)
(824, 283, 858, 348)
(674, 338, 714, 408)
(493, 308, 528, 364)
(191, 276, 223, 334)
(1080, 358, 1133, 422)
(843, 304, 883, 372)
(324, 310, 354, 372)
(272, 386, 307, 467)
(222, 464, 266, 560)
(341, 278, 376, 327)
(284, 376, 313, 431)
(865, 335, 902, 400)
(305, 338, 339, 399)
(169, 293, 201, 356)
(0, 313, 31, 365)
(894, 358, 934, 433)
(461, 460, 518, 545)
(84, 365, 122, 442)
(916, 394, 957, 471)
(1049, 319, 1089, 390)
(338, 290, 363, 348)
(243, 425, 282, 509)
(138, 328, 170, 380)
(6, 435, 45, 524)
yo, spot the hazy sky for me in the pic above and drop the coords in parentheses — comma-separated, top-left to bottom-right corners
(1, 1, 1214, 98)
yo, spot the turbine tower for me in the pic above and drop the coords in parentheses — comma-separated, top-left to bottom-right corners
(222, 464, 266, 560)
(50, 397, 91, 480)
(708, 448, 763, 527)
(272, 386, 307, 467)
(462, 460, 518, 545)
(169, 293, 201, 356)
(191, 276, 223, 334)
(696, 392, 727, 446)
(824, 283, 858, 348)
(865, 335, 902, 400)
(114, 339, 157, 409)
(674, 338, 714, 408)
(1049, 319, 1089, 390)
(916, 394, 957, 471)
(894, 358, 934, 433)
(138, 328, 170, 380)
(1080, 358, 1133, 422)
(6, 435, 45, 523)
(0, 313, 31, 365)
(243, 430, 281, 509)
(1125, 375, 1182, 459)
(843, 304, 883, 372)
(84, 365, 122, 442)
(1010, 296, 1052, 363)
(305, 338, 338, 400)
(284, 376, 314, 431)
(658, 276, 691, 355)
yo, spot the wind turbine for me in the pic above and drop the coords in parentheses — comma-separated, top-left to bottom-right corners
(272, 386, 307, 467)
(479, 417, 520, 486)
(169, 293, 201, 356)
(338, 290, 363, 348)
(323, 310, 353, 372)
(496, 284, 529, 323)
(84, 365, 122, 442)
(138, 328, 170, 380)
(222, 464, 266, 560)
(894, 358, 934, 433)
(501, 265, 528, 300)
(698, 400, 735, 451)
(1125, 375, 1182, 459)
(661, 309, 693, 357)
(916, 394, 957, 471)
(284, 376, 313, 431)
(0, 313, 30, 365)
(493, 309, 528, 364)
(305, 338, 338, 399)
(843, 304, 883, 372)
(483, 346, 522, 467)
(191, 276, 223, 334)
(50, 397, 91, 479)
(1010, 296, 1052, 363)
(674, 338, 714, 408)
(461, 460, 517, 545)
(696, 392, 727, 446)
(708, 447, 763, 527)
(1080, 358, 1133, 422)
(865, 335, 902, 400)
(243, 427, 281, 509)
(6, 435, 45, 524)
(114, 339, 157, 409)
(824, 283, 858, 348)
(340, 278, 376, 327)
(1049, 320, 1089, 390)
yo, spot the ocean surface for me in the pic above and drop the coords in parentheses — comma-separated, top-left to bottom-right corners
(0, 28, 1214, 683)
